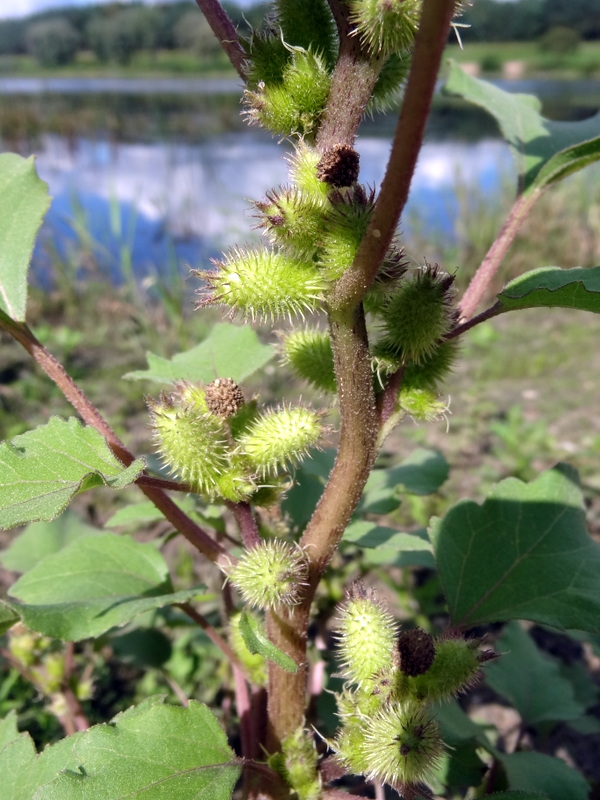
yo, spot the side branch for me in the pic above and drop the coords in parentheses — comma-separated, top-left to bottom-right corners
(331, 0, 457, 309)
(458, 190, 539, 321)
(1, 318, 229, 567)
(194, 0, 247, 81)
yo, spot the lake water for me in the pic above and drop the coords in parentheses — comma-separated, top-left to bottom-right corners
(0, 77, 598, 287)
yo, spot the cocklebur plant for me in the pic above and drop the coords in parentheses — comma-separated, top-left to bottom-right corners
(1, 1, 600, 800)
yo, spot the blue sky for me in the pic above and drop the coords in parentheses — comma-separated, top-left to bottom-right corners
(0, 0, 256, 21)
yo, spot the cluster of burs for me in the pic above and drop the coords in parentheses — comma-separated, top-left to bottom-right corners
(148, 1, 461, 505)
(332, 584, 496, 795)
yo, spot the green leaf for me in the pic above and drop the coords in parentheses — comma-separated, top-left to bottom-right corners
(0, 725, 82, 800)
(443, 61, 600, 194)
(0, 154, 51, 322)
(0, 711, 19, 751)
(7, 533, 209, 640)
(238, 610, 298, 673)
(34, 698, 240, 800)
(0, 417, 145, 530)
(0, 599, 20, 635)
(0, 510, 101, 572)
(359, 448, 449, 514)
(342, 520, 432, 551)
(497, 266, 600, 315)
(500, 752, 589, 800)
(123, 322, 274, 385)
(431, 464, 600, 632)
(484, 622, 585, 724)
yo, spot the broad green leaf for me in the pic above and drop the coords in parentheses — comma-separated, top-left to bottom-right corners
(0, 510, 101, 572)
(0, 725, 83, 800)
(359, 448, 449, 515)
(34, 698, 240, 800)
(8, 533, 208, 640)
(500, 752, 589, 800)
(497, 266, 600, 315)
(282, 449, 336, 530)
(431, 464, 600, 631)
(343, 520, 432, 551)
(0, 154, 51, 322)
(0, 710, 19, 751)
(0, 417, 145, 530)
(484, 622, 585, 724)
(443, 61, 600, 194)
(239, 610, 298, 673)
(0, 599, 20, 635)
(123, 322, 274, 385)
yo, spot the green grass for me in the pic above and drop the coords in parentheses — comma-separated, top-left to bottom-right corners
(0, 49, 235, 79)
(445, 40, 600, 77)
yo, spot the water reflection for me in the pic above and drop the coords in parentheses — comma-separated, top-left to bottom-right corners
(32, 131, 513, 284)
(2, 76, 595, 285)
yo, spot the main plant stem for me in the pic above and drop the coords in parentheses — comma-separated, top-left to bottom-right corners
(263, 0, 458, 755)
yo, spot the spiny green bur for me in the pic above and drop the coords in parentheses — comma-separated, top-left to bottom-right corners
(238, 405, 323, 478)
(245, 50, 331, 139)
(360, 702, 443, 787)
(255, 186, 328, 257)
(196, 246, 325, 322)
(406, 637, 482, 702)
(281, 329, 336, 394)
(380, 267, 455, 364)
(350, 0, 422, 57)
(227, 540, 308, 610)
(397, 387, 449, 423)
(335, 584, 397, 691)
(274, 0, 338, 67)
(319, 190, 374, 280)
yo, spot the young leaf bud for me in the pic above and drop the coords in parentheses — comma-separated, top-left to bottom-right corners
(229, 611, 267, 686)
(380, 265, 456, 365)
(406, 636, 485, 702)
(349, 0, 422, 57)
(238, 405, 323, 477)
(280, 328, 337, 394)
(397, 628, 435, 677)
(270, 726, 321, 800)
(204, 378, 245, 419)
(226, 539, 309, 609)
(360, 702, 443, 787)
(398, 387, 449, 423)
(316, 145, 360, 188)
(335, 583, 397, 690)
(195, 246, 325, 322)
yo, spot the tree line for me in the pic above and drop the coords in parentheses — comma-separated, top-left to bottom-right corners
(0, 0, 597, 69)
(0, 1, 268, 67)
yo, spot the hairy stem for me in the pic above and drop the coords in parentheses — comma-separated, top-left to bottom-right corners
(458, 190, 539, 320)
(1, 317, 229, 567)
(227, 500, 261, 549)
(331, 0, 458, 309)
(194, 0, 247, 80)
(266, 304, 378, 745)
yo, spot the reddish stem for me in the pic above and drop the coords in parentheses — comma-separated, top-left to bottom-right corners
(194, 0, 247, 80)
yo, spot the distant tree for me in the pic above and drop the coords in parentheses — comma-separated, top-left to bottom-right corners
(543, 0, 600, 39)
(539, 25, 581, 54)
(86, 6, 159, 65)
(0, 19, 27, 55)
(25, 18, 79, 66)
(173, 10, 223, 60)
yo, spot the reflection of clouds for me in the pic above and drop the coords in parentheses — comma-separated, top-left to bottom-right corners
(34, 132, 513, 255)
(357, 137, 513, 190)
